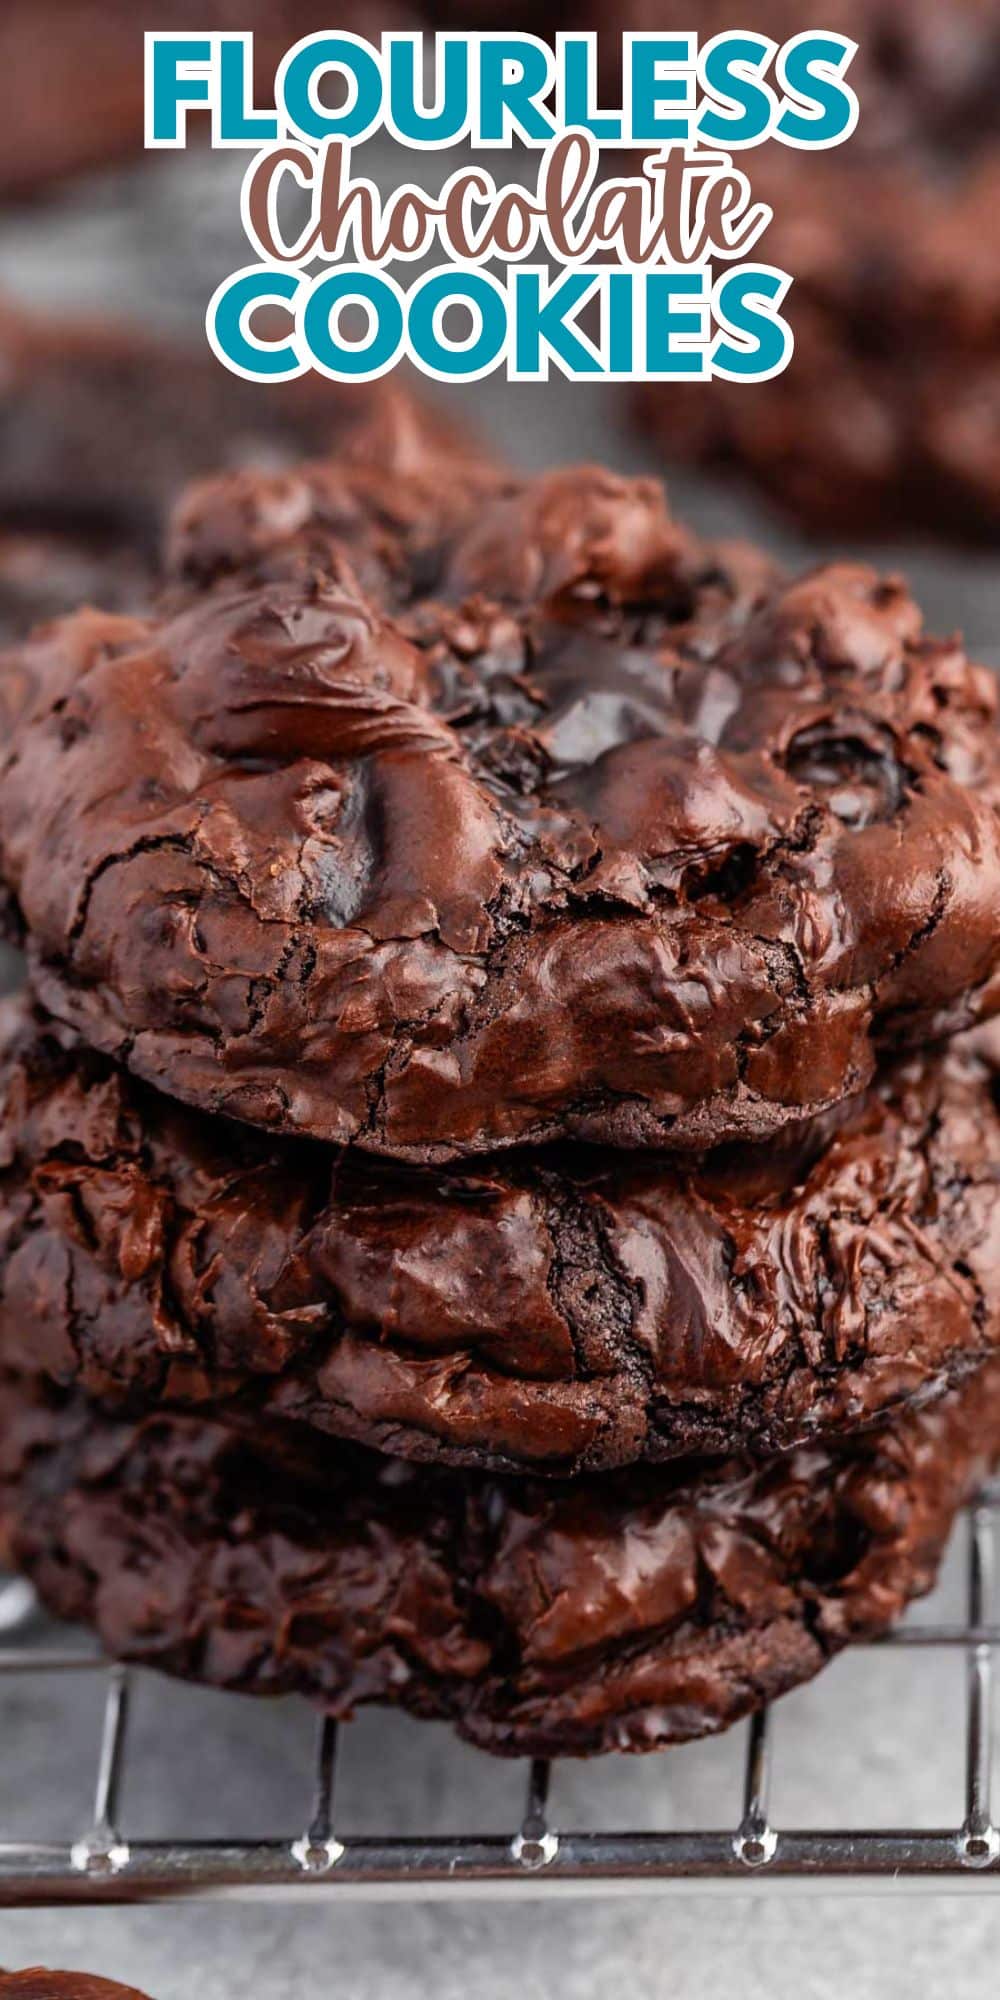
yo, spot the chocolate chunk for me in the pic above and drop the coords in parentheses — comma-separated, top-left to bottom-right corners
(3, 994, 999, 1474)
(2, 450, 998, 1158)
(3, 1356, 996, 1756)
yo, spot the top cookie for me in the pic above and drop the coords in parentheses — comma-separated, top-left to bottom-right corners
(2, 452, 999, 1159)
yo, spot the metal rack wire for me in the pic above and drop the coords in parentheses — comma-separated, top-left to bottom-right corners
(2, 1490, 1000, 1906)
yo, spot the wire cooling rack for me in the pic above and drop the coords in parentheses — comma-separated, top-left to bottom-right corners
(2, 1491, 1000, 1905)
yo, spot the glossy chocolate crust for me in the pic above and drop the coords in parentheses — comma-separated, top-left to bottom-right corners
(0, 1976, 152, 2000)
(3, 454, 999, 1161)
(0, 299, 448, 643)
(625, 0, 1000, 539)
(3, 1360, 997, 1757)
(3, 997, 1000, 1476)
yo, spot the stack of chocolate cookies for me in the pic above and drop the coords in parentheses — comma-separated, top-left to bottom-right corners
(1, 425, 1000, 1755)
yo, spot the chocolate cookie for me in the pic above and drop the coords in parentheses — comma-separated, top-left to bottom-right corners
(2, 452, 999, 1159)
(3, 997, 1000, 1475)
(0, 1978, 152, 2000)
(0, 2, 404, 201)
(588, 0, 1000, 142)
(0, 299, 450, 642)
(0, 528, 148, 651)
(623, 0, 1000, 538)
(640, 151, 1000, 542)
(2, 1358, 995, 1757)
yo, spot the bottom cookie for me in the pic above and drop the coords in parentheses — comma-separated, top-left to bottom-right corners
(2, 1362, 996, 1758)
(0, 1978, 152, 2000)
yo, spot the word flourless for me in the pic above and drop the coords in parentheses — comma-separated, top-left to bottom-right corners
(142, 29, 859, 385)
(147, 29, 858, 152)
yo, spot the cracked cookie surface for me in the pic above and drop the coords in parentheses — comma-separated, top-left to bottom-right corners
(3, 997, 1000, 1475)
(2, 1356, 997, 1756)
(2, 453, 999, 1158)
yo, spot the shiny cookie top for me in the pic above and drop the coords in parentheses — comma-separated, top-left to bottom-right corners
(2, 450, 999, 1158)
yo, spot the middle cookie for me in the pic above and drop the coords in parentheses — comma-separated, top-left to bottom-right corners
(2, 997, 998, 1477)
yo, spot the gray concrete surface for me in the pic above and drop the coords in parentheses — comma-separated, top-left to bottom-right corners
(5, 1893, 1000, 2000)
(3, 148, 1000, 1995)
